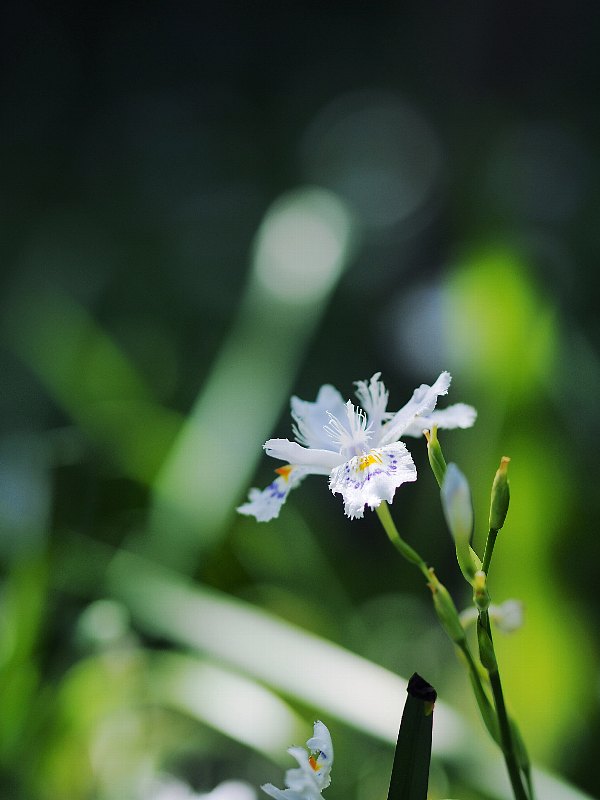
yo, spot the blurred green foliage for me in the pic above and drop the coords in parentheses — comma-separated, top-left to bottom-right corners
(2, 2, 600, 799)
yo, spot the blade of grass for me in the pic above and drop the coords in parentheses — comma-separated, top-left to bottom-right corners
(387, 673, 436, 800)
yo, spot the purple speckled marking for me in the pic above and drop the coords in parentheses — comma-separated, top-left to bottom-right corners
(267, 480, 286, 499)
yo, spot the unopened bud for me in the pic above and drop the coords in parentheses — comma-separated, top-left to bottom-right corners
(489, 456, 510, 531)
(428, 572, 465, 644)
(425, 426, 446, 488)
(441, 464, 473, 543)
(441, 464, 480, 583)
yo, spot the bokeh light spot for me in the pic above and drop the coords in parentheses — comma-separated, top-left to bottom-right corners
(300, 91, 442, 230)
(252, 187, 354, 304)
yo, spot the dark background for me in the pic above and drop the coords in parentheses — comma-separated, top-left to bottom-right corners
(1, 3, 600, 799)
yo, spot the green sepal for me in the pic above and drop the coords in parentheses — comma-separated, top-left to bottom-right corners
(469, 546, 483, 573)
(477, 617, 498, 673)
(387, 673, 436, 800)
(456, 543, 482, 587)
(425, 426, 447, 488)
(429, 573, 466, 644)
(489, 456, 511, 531)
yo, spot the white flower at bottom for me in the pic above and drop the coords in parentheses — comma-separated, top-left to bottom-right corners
(262, 721, 333, 800)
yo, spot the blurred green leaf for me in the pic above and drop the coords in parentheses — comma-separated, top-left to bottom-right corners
(0, 557, 48, 764)
(103, 546, 594, 800)
(6, 288, 182, 482)
(148, 187, 356, 569)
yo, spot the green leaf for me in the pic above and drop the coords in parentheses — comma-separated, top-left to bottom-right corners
(387, 673, 436, 800)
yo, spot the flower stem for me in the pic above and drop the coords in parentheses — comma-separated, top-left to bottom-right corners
(375, 505, 501, 743)
(482, 531, 534, 798)
(376, 502, 531, 800)
(375, 503, 431, 582)
(456, 639, 501, 744)
(480, 610, 530, 800)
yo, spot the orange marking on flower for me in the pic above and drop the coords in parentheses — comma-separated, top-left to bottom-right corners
(308, 755, 319, 771)
(275, 465, 293, 481)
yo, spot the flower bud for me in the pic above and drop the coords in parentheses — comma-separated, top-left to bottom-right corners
(441, 464, 480, 583)
(424, 426, 446, 488)
(428, 572, 465, 644)
(489, 456, 511, 531)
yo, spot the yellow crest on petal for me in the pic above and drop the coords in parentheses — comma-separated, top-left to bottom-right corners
(358, 452, 383, 471)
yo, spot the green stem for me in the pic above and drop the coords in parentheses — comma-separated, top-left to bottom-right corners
(456, 639, 500, 745)
(483, 530, 534, 796)
(482, 527, 499, 574)
(480, 610, 529, 800)
(375, 503, 431, 582)
(489, 670, 528, 800)
(375, 505, 504, 751)
(375, 503, 530, 800)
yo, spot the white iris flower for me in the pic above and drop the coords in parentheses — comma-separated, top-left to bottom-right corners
(238, 372, 476, 521)
(262, 721, 333, 800)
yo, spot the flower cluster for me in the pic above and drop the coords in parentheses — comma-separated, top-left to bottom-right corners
(262, 721, 333, 800)
(238, 372, 476, 520)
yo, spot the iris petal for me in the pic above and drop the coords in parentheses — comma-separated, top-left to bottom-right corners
(264, 440, 343, 472)
(237, 466, 308, 522)
(329, 443, 417, 519)
(401, 402, 477, 437)
(378, 372, 451, 445)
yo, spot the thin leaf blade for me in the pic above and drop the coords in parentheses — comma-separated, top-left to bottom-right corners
(387, 673, 436, 800)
